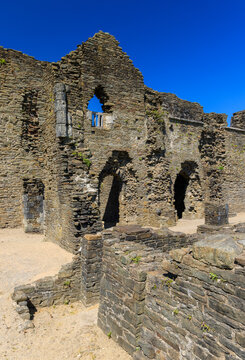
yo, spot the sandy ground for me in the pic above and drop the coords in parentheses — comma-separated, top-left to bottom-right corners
(169, 212, 245, 234)
(0, 228, 131, 360)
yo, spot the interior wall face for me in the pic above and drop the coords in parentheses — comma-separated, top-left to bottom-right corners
(0, 47, 51, 229)
(164, 119, 205, 220)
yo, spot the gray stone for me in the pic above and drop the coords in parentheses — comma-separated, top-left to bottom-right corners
(54, 83, 66, 93)
(18, 301, 28, 307)
(238, 239, 245, 248)
(56, 124, 67, 137)
(20, 312, 31, 320)
(12, 290, 27, 303)
(235, 331, 245, 348)
(192, 234, 243, 269)
(18, 320, 34, 332)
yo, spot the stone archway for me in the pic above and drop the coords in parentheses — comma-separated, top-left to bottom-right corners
(98, 151, 133, 229)
(174, 161, 203, 220)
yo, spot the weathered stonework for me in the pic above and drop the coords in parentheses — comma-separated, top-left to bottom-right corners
(1, 31, 245, 252)
(12, 255, 81, 320)
(98, 228, 245, 360)
(2, 31, 245, 359)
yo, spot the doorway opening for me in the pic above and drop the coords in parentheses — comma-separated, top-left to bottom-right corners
(174, 172, 189, 219)
(100, 174, 122, 229)
(173, 161, 203, 220)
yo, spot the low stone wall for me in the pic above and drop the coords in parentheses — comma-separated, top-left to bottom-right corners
(12, 256, 81, 320)
(138, 238, 245, 360)
(98, 239, 163, 354)
(97, 225, 198, 355)
(80, 233, 103, 306)
(80, 225, 195, 307)
(111, 225, 197, 252)
(98, 231, 245, 359)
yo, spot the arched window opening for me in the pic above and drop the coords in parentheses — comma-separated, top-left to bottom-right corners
(88, 95, 103, 112)
(100, 174, 122, 229)
(88, 95, 103, 127)
(87, 85, 112, 128)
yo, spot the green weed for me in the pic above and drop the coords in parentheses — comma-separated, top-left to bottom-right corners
(131, 256, 141, 264)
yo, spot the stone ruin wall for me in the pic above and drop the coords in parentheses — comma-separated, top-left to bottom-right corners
(144, 88, 205, 222)
(1, 31, 245, 251)
(0, 47, 51, 229)
(2, 31, 245, 360)
(12, 225, 245, 359)
(97, 226, 245, 360)
(48, 32, 148, 251)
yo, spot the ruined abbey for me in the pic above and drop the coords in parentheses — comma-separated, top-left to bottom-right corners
(1, 32, 245, 359)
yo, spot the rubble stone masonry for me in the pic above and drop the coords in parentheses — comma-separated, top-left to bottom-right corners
(1, 31, 245, 252)
(2, 31, 245, 359)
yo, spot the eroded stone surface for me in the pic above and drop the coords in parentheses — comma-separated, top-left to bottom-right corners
(193, 234, 243, 269)
(235, 253, 245, 266)
(1, 31, 245, 255)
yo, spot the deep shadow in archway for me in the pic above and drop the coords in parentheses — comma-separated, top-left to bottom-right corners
(98, 150, 132, 229)
(102, 175, 122, 229)
(174, 173, 190, 219)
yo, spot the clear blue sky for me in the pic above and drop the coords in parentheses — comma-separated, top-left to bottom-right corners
(2, 0, 245, 122)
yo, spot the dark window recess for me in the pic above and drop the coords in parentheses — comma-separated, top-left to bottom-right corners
(23, 179, 44, 233)
(21, 90, 40, 151)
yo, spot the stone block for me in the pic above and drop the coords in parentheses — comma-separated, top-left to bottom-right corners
(219, 336, 245, 359)
(54, 82, 66, 93)
(205, 202, 229, 226)
(192, 234, 243, 269)
(20, 312, 31, 321)
(54, 99, 66, 112)
(84, 233, 102, 241)
(235, 331, 245, 348)
(16, 305, 29, 315)
(56, 110, 67, 124)
(12, 290, 28, 303)
(235, 253, 245, 266)
(169, 248, 189, 262)
(56, 124, 67, 137)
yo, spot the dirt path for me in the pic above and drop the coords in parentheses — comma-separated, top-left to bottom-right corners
(0, 228, 131, 360)
(169, 212, 245, 234)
